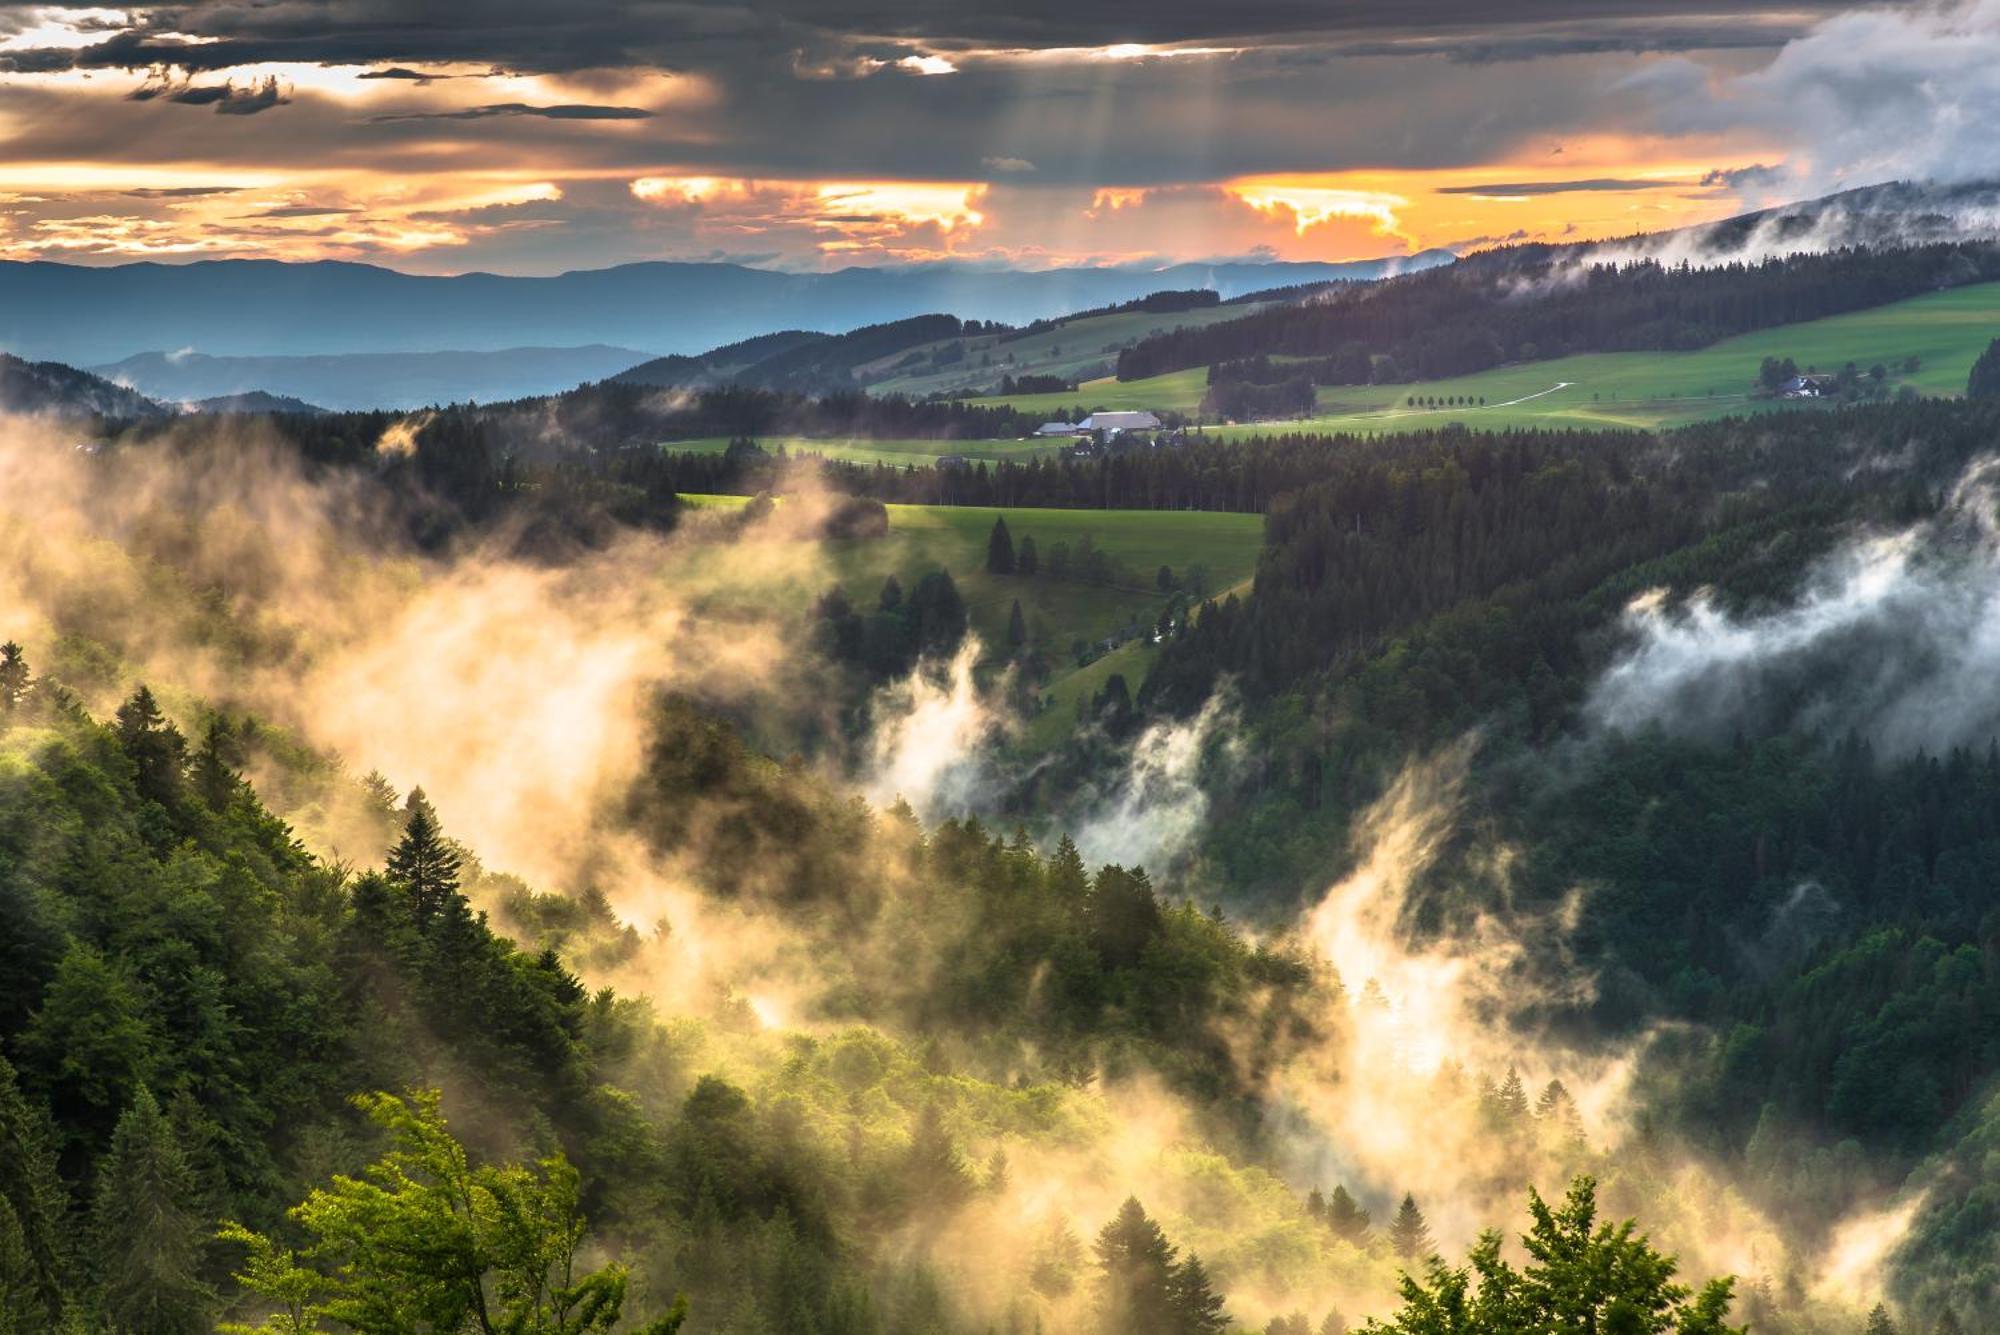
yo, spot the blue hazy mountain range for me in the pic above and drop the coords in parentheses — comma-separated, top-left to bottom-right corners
(5, 253, 1454, 367)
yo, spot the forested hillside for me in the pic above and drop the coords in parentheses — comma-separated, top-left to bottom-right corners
(1115, 243, 2000, 385)
(1109, 400, 2000, 1330)
(6, 370, 1997, 1335)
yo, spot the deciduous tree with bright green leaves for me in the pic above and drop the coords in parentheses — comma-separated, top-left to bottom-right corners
(220, 1089, 686, 1335)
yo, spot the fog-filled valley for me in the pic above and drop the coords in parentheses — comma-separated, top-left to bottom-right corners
(13, 1, 2000, 1330)
(7, 369, 2000, 1334)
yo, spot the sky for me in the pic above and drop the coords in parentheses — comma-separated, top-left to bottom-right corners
(1, 0, 1997, 274)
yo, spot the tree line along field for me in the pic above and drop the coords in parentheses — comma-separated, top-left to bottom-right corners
(961, 279, 2000, 435)
(860, 302, 1273, 400)
(675, 496, 1264, 734)
(666, 435, 1053, 468)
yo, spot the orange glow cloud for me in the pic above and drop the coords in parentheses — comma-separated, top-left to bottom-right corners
(1227, 183, 1414, 245)
(628, 175, 987, 260)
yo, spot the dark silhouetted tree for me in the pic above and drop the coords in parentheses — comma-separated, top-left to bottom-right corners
(1969, 338, 2000, 399)
(0, 641, 27, 715)
(1017, 535, 1039, 576)
(1327, 1185, 1371, 1244)
(192, 716, 245, 813)
(1171, 1254, 1230, 1334)
(116, 685, 187, 810)
(1095, 1198, 1177, 1335)
(1388, 1194, 1433, 1262)
(1007, 599, 1027, 649)
(386, 788, 463, 928)
(986, 515, 1016, 574)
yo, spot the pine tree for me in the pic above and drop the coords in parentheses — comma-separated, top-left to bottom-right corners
(878, 574, 903, 611)
(986, 515, 1017, 574)
(115, 685, 187, 809)
(1536, 1078, 1584, 1146)
(1048, 835, 1089, 907)
(1030, 1216, 1083, 1298)
(1305, 1187, 1327, 1222)
(1017, 535, 1039, 576)
(0, 642, 27, 716)
(1095, 1198, 1178, 1335)
(1388, 1193, 1433, 1262)
(92, 1087, 213, 1335)
(903, 1103, 972, 1209)
(1865, 1304, 1899, 1335)
(1932, 1311, 1964, 1335)
(1318, 1313, 1348, 1335)
(1170, 1254, 1229, 1334)
(0, 1055, 70, 1331)
(1968, 337, 2000, 399)
(192, 716, 244, 813)
(1326, 1185, 1371, 1244)
(1485, 1065, 1529, 1127)
(983, 1147, 1009, 1195)
(386, 788, 463, 928)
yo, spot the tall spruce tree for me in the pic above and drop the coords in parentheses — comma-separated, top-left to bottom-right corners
(1326, 1185, 1371, 1244)
(0, 642, 27, 716)
(1171, 1254, 1230, 1334)
(1388, 1194, 1433, 1262)
(386, 788, 463, 928)
(903, 1103, 972, 1209)
(0, 1056, 70, 1332)
(1007, 599, 1027, 649)
(114, 685, 187, 810)
(1865, 1304, 1899, 1335)
(1968, 338, 2000, 399)
(191, 716, 244, 814)
(91, 1087, 213, 1335)
(1095, 1197, 1178, 1335)
(986, 515, 1016, 574)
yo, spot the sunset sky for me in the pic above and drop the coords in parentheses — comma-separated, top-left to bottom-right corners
(1, 0, 1995, 273)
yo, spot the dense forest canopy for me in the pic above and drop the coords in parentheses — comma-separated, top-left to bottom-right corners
(6, 361, 2000, 1333)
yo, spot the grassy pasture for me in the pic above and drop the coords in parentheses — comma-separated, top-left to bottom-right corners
(956, 280, 2000, 436)
(676, 496, 1263, 749)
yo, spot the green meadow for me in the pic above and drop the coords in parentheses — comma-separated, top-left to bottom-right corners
(678, 496, 1263, 743)
(961, 279, 2000, 435)
(865, 303, 1271, 400)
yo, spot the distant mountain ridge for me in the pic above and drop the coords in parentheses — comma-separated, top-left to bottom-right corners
(0, 354, 162, 418)
(193, 390, 327, 415)
(94, 345, 657, 412)
(0, 253, 1456, 367)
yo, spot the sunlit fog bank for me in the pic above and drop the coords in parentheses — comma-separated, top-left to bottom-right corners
(0, 407, 1931, 1331)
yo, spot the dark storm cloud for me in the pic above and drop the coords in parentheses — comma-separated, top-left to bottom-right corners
(369, 102, 655, 123)
(0, 0, 1869, 78)
(1435, 177, 1682, 196)
(124, 72, 291, 113)
(357, 66, 467, 82)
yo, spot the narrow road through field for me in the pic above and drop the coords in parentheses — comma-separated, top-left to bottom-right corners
(1485, 381, 1575, 409)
